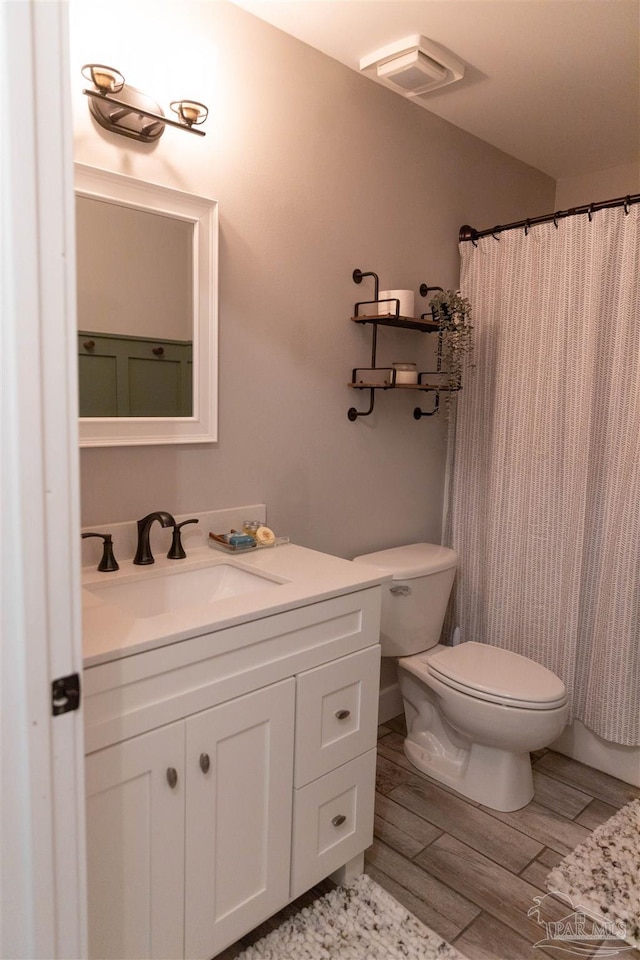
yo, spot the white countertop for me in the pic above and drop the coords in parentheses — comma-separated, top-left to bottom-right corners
(82, 542, 389, 667)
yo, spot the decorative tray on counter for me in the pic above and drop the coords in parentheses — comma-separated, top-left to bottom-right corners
(208, 532, 290, 554)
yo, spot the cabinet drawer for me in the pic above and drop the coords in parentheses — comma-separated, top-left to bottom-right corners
(294, 645, 380, 788)
(290, 748, 376, 899)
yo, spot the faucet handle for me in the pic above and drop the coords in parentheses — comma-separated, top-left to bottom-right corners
(167, 518, 199, 560)
(82, 532, 119, 572)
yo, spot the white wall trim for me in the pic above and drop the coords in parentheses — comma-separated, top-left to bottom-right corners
(1, 3, 87, 956)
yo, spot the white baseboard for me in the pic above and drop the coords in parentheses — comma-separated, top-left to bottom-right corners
(378, 682, 404, 725)
(551, 720, 640, 787)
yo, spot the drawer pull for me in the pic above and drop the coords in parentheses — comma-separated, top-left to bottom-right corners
(166, 767, 178, 789)
(199, 753, 210, 774)
(331, 814, 347, 827)
(335, 709, 351, 720)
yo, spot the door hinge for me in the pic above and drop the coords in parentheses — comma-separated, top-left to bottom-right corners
(52, 673, 81, 716)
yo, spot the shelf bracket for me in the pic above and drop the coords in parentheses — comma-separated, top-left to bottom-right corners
(348, 388, 375, 421)
(413, 392, 440, 419)
(353, 268, 379, 301)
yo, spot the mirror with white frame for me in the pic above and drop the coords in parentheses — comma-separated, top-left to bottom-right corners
(75, 163, 218, 446)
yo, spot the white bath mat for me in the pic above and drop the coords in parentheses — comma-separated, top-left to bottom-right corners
(546, 798, 640, 949)
(237, 873, 466, 959)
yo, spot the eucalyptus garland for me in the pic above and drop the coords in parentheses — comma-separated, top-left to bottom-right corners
(429, 289, 474, 409)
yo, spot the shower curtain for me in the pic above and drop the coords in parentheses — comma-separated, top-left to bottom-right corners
(448, 203, 640, 746)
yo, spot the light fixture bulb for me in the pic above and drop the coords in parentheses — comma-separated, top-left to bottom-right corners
(81, 64, 125, 95)
(170, 100, 208, 127)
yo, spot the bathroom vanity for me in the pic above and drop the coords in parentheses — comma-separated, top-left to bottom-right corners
(81, 542, 386, 960)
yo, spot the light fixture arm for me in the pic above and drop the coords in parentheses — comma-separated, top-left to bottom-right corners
(83, 88, 206, 138)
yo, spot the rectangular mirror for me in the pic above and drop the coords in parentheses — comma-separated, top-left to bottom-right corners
(75, 163, 218, 446)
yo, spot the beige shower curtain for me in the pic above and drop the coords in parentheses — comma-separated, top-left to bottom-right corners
(448, 203, 640, 746)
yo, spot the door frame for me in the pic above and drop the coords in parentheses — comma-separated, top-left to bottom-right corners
(1, 2, 87, 956)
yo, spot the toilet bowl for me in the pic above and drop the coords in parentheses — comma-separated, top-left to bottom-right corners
(352, 543, 569, 811)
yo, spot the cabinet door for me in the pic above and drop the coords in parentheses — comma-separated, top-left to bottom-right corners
(85, 723, 185, 960)
(184, 679, 295, 960)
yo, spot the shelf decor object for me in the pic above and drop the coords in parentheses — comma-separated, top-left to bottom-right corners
(81, 64, 208, 142)
(348, 268, 465, 421)
(428, 289, 474, 407)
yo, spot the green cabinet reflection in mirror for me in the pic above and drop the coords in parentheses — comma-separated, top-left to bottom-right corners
(78, 331, 192, 417)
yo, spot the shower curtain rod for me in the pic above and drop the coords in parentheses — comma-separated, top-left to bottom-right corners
(459, 192, 640, 243)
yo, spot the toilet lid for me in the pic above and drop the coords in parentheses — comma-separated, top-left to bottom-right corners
(352, 543, 458, 579)
(427, 642, 567, 709)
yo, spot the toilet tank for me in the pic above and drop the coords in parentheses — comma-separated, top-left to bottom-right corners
(352, 543, 458, 657)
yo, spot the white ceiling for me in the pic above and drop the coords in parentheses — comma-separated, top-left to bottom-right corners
(232, 0, 640, 181)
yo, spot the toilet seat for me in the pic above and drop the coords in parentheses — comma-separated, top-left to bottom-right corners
(402, 641, 567, 711)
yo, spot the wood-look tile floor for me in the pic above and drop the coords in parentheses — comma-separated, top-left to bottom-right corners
(218, 715, 640, 960)
(370, 715, 640, 960)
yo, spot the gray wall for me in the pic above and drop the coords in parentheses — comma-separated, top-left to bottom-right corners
(71, 0, 555, 560)
(555, 161, 640, 209)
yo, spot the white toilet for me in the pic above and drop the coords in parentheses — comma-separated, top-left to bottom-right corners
(353, 543, 569, 811)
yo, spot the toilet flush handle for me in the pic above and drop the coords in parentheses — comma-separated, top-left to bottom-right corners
(390, 584, 411, 597)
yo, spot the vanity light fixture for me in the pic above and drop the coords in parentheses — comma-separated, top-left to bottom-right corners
(81, 64, 208, 142)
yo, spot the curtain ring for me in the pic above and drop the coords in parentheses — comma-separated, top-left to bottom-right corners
(491, 231, 501, 241)
(624, 196, 631, 215)
(524, 219, 530, 236)
(471, 236, 478, 247)
(587, 204, 594, 222)
(553, 212, 560, 228)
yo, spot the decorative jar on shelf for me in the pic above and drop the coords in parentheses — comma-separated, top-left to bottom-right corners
(392, 362, 418, 384)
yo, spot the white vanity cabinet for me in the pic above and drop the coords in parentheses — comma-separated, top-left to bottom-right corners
(83, 584, 382, 960)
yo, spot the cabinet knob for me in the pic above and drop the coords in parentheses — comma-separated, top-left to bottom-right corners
(335, 709, 351, 720)
(199, 753, 210, 774)
(152, 346, 165, 356)
(331, 814, 347, 827)
(82, 339, 95, 351)
(166, 767, 178, 789)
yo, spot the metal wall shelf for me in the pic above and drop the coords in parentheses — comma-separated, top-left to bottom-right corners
(350, 313, 439, 334)
(348, 268, 460, 421)
(349, 379, 459, 391)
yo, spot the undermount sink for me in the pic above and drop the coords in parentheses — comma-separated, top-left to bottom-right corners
(84, 561, 283, 620)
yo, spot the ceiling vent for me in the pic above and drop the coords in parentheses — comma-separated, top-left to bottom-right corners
(360, 35, 465, 98)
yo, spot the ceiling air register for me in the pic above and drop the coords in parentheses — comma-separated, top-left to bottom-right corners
(360, 35, 464, 98)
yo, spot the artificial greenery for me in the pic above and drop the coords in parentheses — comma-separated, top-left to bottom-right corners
(429, 289, 474, 409)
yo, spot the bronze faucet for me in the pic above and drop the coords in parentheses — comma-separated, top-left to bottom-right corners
(133, 511, 175, 565)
